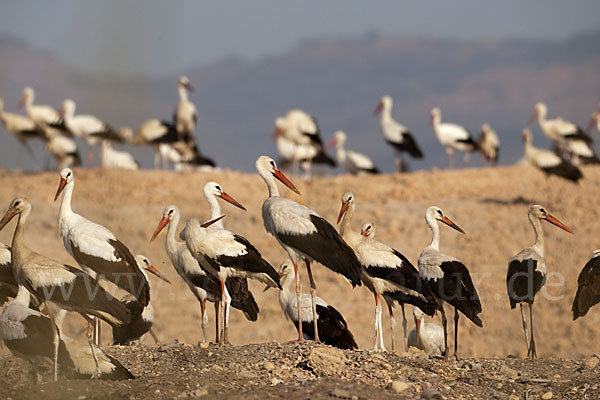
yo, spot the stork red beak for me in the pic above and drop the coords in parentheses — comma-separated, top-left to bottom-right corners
(588, 109, 600, 132)
(54, 178, 68, 201)
(337, 201, 349, 224)
(145, 264, 172, 284)
(273, 169, 301, 195)
(544, 214, 573, 234)
(218, 192, 247, 211)
(327, 137, 337, 151)
(440, 216, 465, 234)
(0, 209, 17, 231)
(361, 231, 368, 237)
(272, 127, 282, 139)
(201, 215, 225, 228)
(429, 114, 435, 126)
(17, 94, 26, 109)
(527, 110, 537, 125)
(150, 216, 170, 242)
(184, 82, 194, 92)
(373, 102, 383, 116)
(58, 107, 65, 119)
(278, 272, 284, 278)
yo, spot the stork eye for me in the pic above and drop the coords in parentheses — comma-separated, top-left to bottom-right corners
(168, 210, 173, 215)
(215, 186, 221, 191)
(437, 210, 442, 216)
(14, 201, 20, 206)
(347, 196, 353, 201)
(270, 160, 275, 167)
(66, 172, 71, 178)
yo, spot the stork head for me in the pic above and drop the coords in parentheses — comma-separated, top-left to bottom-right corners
(481, 123, 491, 135)
(17, 87, 33, 108)
(203, 182, 246, 211)
(150, 205, 180, 242)
(426, 206, 465, 234)
(588, 107, 600, 132)
(0, 197, 31, 231)
(529, 102, 546, 124)
(59, 99, 76, 119)
(54, 168, 74, 201)
(327, 130, 347, 150)
(373, 95, 392, 116)
(278, 259, 295, 283)
(337, 191, 355, 224)
(255, 156, 301, 195)
(135, 254, 171, 284)
(360, 221, 375, 238)
(178, 76, 194, 92)
(0, 97, 4, 112)
(528, 205, 573, 234)
(430, 107, 441, 125)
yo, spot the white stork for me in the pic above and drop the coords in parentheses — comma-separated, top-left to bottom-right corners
(0, 96, 43, 165)
(278, 260, 357, 349)
(0, 196, 131, 381)
(0, 286, 134, 381)
(407, 307, 445, 357)
(58, 99, 124, 165)
(150, 205, 259, 343)
(478, 123, 500, 165)
(328, 130, 380, 175)
(357, 221, 439, 352)
(507, 205, 572, 359)
(100, 141, 139, 170)
(181, 214, 280, 345)
(0, 243, 19, 305)
(44, 129, 81, 169)
(522, 129, 583, 183)
(127, 119, 178, 168)
(173, 76, 197, 141)
(256, 155, 362, 343)
(418, 206, 483, 359)
(17, 87, 67, 134)
(112, 254, 171, 345)
(573, 250, 600, 320)
(430, 107, 478, 168)
(587, 108, 600, 133)
(374, 95, 423, 171)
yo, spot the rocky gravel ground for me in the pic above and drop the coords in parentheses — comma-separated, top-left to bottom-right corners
(1, 341, 599, 399)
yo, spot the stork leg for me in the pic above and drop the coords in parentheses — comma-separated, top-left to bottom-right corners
(401, 304, 408, 353)
(148, 328, 161, 344)
(446, 148, 455, 169)
(223, 285, 231, 345)
(200, 299, 207, 343)
(519, 303, 530, 355)
(294, 262, 304, 342)
(87, 338, 101, 379)
(440, 304, 448, 359)
(50, 318, 59, 382)
(377, 297, 386, 351)
(462, 150, 470, 167)
(93, 317, 101, 346)
(305, 260, 320, 342)
(453, 308, 460, 360)
(87, 145, 94, 166)
(214, 297, 220, 344)
(373, 293, 379, 350)
(528, 303, 537, 360)
(154, 149, 160, 169)
(220, 280, 226, 346)
(387, 301, 396, 352)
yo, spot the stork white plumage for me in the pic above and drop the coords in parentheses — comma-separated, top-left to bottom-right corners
(58, 99, 124, 165)
(0, 197, 131, 381)
(572, 250, 600, 320)
(112, 254, 171, 345)
(374, 95, 423, 171)
(256, 156, 362, 343)
(407, 307, 445, 357)
(181, 213, 280, 345)
(278, 260, 358, 349)
(418, 206, 482, 359)
(430, 107, 478, 168)
(100, 141, 139, 170)
(0, 243, 18, 305)
(173, 76, 197, 141)
(507, 205, 572, 359)
(17, 87, 65, 132)
(44, 129, 81, 169)
(328, 131, 380, 175)
(478, 123, 500, 165)
(522, 129, 583, 183)
(529, 102, 592, 144)
(54, 168, 149, 346)
(0, 96, 43, 165)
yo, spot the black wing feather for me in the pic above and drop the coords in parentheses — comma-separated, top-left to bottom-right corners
(572, 255, 600, 320)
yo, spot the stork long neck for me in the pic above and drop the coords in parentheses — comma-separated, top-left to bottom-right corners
(178, 85, 188, 102)
(264, 174, 280, 198)
(529, 215, 545, 257)
(339, 203, 355, 239)
(59, 181, 75, 219)
(206, 195, 224, 229)
(11, 208, 31, 269)
(426, 215, 441, 251)
(14, 285, 31, 307)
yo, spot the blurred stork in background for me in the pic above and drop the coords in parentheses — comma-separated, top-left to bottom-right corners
(478, 123, 500, 165)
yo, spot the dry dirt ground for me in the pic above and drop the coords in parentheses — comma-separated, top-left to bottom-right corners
(0, 165, 600, 398)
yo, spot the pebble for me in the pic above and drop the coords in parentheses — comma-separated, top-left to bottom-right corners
(584, 356, 599, 369)
(508, 395, 519, 400)
(270, 377, 283, 386)
(499, 364, 519, 380)
(390, 380, 410, 393)
(541, 392, 553, 400)
(420, 388, 443, 399)
(263, 361, 275, 371)
(199, 342, 209, 349)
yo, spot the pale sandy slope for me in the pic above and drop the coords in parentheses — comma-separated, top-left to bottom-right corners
(0, 165, 598, 358)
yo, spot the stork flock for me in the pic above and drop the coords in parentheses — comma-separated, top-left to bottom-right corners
(0, 77, 216, 172)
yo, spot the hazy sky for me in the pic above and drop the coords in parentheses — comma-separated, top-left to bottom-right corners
(2, 1, 600, 76)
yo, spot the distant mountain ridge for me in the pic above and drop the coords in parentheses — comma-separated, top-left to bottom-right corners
(1, 29, 599, 172)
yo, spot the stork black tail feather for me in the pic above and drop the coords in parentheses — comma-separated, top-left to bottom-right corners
(227, 277, 260, 321)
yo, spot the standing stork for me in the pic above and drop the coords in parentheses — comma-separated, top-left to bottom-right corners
(373, 95, 423, 171)
(357, 221, 439, 352)
(17, 87, 67, 133)
(507, 205, 572, 359)
(59, 99, 124, 165)
(430, 107, 478, 168)
(572, 250, 600, 320)
(0, 96, 43, 166)
(522, 129, 583, 183)
(328, 130, 380, 175)
(478, 123, 500, 165)
(278, 260, 357, 349)
(256, 155, 362, 343)
(418, 206, 482, 359)
(112, 254, 171, 345)
(181, 215, 281, 345)
(173, 76, 197, 142)
(54, 168, 149, 344)
(0, 197, 131, 381)
(407, 307, 445, 357)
